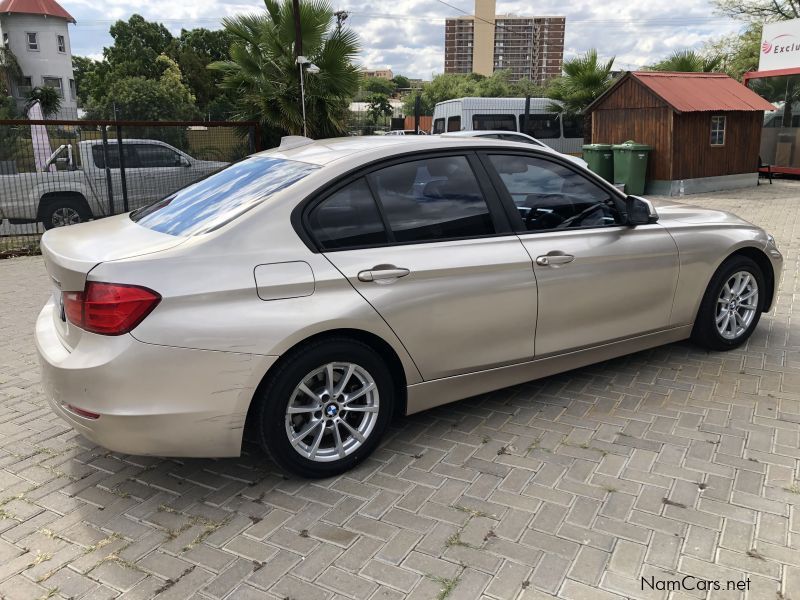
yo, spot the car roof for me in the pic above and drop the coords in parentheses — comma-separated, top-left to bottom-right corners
(442, 130, 534, 138)
(258, 135, 531, 166)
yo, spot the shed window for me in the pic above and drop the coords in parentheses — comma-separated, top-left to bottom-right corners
(711, 116, 726, 146)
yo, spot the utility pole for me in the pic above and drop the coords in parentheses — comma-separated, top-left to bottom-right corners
(292, 0, 302, 58)
(334, 10, 348, 32)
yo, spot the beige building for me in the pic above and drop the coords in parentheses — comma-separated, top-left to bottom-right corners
(361, 68, 394, 80)
(444, 0, 565, 85)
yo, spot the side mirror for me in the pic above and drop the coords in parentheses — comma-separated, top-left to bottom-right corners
(625, 195, 658, 226)
(179, 156, 191, 168)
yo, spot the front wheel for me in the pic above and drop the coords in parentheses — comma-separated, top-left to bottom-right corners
(691, 256, 765, 351)
(253, 338, 395, 478)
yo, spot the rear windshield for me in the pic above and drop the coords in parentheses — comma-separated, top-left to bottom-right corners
(131, 156, 319, 236)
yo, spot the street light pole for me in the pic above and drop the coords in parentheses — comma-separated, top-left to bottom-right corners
(298, 60, 307, 137)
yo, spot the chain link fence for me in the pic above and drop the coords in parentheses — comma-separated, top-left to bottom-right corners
(0, 120, 259, 256)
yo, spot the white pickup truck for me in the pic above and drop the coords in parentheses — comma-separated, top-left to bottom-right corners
(0, 139, 228, 229)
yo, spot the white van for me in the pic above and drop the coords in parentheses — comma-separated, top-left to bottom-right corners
(431, 97, 584, 154)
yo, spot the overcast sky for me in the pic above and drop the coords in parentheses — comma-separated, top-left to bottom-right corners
(62, 0, 746, 78)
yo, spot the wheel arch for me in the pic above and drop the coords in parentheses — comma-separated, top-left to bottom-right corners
(728, 246, 775, 311)
(244, 328, 410, 440)
(37, 191, 92, 221)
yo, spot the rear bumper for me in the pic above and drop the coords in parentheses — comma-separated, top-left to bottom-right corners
(35, 300, 277, 457)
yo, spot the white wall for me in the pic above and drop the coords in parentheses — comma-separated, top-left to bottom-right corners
(0, 13, 76, 117)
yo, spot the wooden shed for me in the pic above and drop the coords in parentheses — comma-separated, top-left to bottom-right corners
(586, 71, 775, 195)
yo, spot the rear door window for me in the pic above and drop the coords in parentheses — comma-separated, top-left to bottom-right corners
(562, 115, 584, 138)
(447, 116, 461, 132)
(135, 144, 183, 168)
(432, 118, 445, 134)
(131, 156, 319, 236)
(367, 156, 495, 243)
(92, 145, 139, 169)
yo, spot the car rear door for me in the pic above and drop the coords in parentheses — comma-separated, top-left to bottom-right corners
(481, 151, 680, 356)
(305, 153, 538, 380)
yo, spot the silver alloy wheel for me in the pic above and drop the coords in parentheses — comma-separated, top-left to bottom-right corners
(285, 362, 379, 462)
(715, 270, 759, 340)
(51, 207, 82, 227)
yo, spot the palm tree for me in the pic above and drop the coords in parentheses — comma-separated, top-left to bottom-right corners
(25, 86, 62, 118)
(651, 50, 722, 73)
(210, 0, 360, 140)
(547, 49, 615, 142)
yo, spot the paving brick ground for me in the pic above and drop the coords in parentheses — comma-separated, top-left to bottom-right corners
(1, 181, 800, 600)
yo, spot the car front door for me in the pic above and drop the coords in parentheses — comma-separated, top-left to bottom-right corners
(306, 154, 538, 380)
(87, 143, 144, 214)
(482, 151, 680, 356)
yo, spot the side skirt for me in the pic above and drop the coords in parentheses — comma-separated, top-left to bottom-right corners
(405, 326, 693, 414)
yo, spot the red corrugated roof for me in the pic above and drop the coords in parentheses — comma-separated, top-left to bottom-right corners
(0, 0, 74, 23)
(631, 71, 775, 113)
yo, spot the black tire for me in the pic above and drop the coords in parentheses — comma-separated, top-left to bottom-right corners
(254, 337, 395, 478)
(40, 197, 92, 230)
(691, 255, 765, 351)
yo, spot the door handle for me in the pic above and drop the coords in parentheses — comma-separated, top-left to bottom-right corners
(536, 253, 575, 266)
(357, 266, 410, 282)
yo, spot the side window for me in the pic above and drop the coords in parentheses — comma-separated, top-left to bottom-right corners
(447, 116, 461, 132)
(520, 114, 560, 139)
(91, 145, 139, 169)
(135, 144, 182, 168)
(368, 156, 495, 243)
(562, 115, 584, 138)
(307, 179, 388, 250)
(711, 116, 726, 146)
(472, 114, 516, 131)
(432, 118, 445, 134)
(488, 154, 622, 231)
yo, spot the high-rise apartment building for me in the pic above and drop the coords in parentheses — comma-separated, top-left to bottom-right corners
(444, 0, 565, 85)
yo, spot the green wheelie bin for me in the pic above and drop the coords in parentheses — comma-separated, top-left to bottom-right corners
(612, 141, 652, 195)
(581, 144, 614, 182)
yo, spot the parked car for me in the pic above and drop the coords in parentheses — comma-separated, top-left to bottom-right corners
(441, 130, 589, 168)
(1, 139, 228, 229)
(385, 130, 429, 136)
(36, 135, 782, 478)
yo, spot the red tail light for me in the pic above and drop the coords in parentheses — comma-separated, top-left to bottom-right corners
(63, 282, 161, 335)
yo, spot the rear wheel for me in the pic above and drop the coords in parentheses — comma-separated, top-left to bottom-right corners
(41, 197, 92, 230)
(691, 256, 764, 351)
(254, 338, 394, 478)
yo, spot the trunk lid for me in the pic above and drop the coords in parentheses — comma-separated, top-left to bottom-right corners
(41, 213, 186, 349)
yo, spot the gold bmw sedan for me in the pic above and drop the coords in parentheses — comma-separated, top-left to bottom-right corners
(35, 136, 783, 477)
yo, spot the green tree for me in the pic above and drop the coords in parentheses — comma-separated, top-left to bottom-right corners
(71, 55, 102, 106)
(651, 49, 723, 72)
(26, 86, 62, 117)
(210, 0, 361, 139)
(392, 74, 411, 89)
(104, 14, 174, 80)
(0, 47, 21, 98)
(704, 24, 761, 80)
(174, 28, 236, 119)
(366, 93, 393, 125)
(86, 55, 197, 121)
(361, 76, 396, 96)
